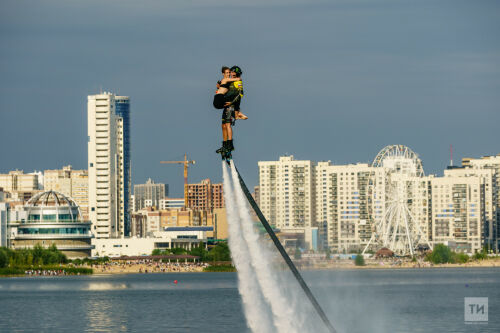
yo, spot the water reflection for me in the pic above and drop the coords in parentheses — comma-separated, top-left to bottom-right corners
(84, 293, 128, 332)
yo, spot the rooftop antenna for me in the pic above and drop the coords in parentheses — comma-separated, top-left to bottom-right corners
(450, 144, 453, 167)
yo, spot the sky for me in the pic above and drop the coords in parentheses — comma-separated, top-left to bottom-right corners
(0, 0, 499, 196)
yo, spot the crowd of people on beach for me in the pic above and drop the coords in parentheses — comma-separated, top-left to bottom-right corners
(92, 259, 210, 274)
(25, 269, 74, 276)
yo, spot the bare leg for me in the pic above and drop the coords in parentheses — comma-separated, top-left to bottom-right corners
(224, 123, 233, 140)
(234, 111, 248, 120)
(222, 124, 228, 141)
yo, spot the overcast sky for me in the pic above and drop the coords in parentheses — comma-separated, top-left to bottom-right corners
(0, 0, 499, 196)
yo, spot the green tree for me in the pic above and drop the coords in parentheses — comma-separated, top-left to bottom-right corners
(454, 252, 469, 264)
(152, 249, 162, 256)
(473, 250, 488, 260)
(171, 247, 187, 255)
(189, 242, 209, 261)
(0, 248, 8, 268)
(208, 242, 231, 261)
(355, 254, 365, 266)
(427, 244, 453, 264)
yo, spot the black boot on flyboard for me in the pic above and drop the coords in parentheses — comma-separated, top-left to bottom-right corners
(216, 140, 233, 164)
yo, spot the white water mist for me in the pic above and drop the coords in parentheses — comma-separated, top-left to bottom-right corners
(222, 162, 275, 333)
(229, 163, 306, 333)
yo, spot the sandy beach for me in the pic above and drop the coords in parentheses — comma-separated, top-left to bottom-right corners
(79, 257, 500, 274)
(89, 259, 210, 274)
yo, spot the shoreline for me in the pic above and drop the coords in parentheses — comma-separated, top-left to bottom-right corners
(3, 258, 499, 277)
(88, 257, 500, 275)
(297, 257, 500, 271)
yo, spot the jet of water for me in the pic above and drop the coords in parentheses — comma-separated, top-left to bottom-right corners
(222, 162, 275, 333)
(229, 162, 307, 333)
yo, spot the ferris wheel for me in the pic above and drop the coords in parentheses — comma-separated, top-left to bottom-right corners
(372, 144, 425, 177)
(364, 145, 432, 256)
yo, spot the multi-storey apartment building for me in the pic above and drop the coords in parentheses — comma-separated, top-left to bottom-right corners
(258, 151, 499, 254)
(159, 198, 184, 209)
(44, 165, 89, 220)
(187, 179, 224, 211)
(462, 154, 500, 251)
(315, 162, 388, 252)
(131, 206, 217, 237)
(115, 96, 131, 235)
(258, 156, 315, 229)
(0, 171, 39, 192)
(88, 92, 131, 238)
(133, 179, 167, 211)
(430, 167, 495, 253)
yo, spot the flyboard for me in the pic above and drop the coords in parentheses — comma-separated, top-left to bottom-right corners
(219, 150, 337, 333)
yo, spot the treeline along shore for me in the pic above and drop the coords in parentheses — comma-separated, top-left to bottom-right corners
(294, 244, 500, 270)
(88, 242, 236, 274)
(0, 245, 92, 276)
(3, 243, 499, 276)
(0, 242, 235, 276)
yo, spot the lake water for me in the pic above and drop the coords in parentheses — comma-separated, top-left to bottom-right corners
(0, 268, 499, 332)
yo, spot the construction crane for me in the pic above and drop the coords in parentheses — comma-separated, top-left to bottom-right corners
(160, 154, 196, 209)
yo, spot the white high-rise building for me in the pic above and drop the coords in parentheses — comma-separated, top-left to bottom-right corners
(257, 150, 499, 254)
(258, 156, 315, 230)
(430, 167, 495, 253)
(88, 92, 130, 239)
(462, 154, 500, 251)
(315, 162, 388, 252)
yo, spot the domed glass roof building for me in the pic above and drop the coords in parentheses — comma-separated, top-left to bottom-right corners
(9, 191, 93, 258)
(26, 191, 83, 222)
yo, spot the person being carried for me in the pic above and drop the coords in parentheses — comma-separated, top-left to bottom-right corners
(215, 66, 231, 93)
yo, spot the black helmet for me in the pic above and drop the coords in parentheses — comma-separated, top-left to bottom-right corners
(230, 66, 243, 76)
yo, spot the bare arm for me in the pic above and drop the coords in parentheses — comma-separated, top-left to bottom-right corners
(220, 77, 242, 84)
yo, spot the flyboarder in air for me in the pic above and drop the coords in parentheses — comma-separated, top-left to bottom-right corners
(213, 65, 246, 161)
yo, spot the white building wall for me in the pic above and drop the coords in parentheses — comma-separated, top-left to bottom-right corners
(259, 156, 315, 230)
(88, 93, 123, 239)
(159, 198, 185, 209)
(92, 238, 156, 257)
(315, 163, 387, 252)
(0, 171, 38, 192)
(430, 167, 495, 253)
(462, 155, 500, 251)
(0, 203, 8, 247)
(116, 115, 125, 236)
(92, 230, 208, 257)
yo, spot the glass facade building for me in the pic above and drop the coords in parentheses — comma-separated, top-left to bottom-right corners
(8, 191, 93, 258)
(115, 97, 131, 236)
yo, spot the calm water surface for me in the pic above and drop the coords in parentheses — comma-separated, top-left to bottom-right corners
(0, 268, 499, 332)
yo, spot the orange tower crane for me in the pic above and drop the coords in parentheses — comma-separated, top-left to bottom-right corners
(160, 154, 196, 209)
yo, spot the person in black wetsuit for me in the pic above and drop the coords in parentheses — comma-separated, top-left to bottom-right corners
(213, 66, 244, 154)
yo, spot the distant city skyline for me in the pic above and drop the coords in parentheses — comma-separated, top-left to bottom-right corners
(1, 0, 499, 197)
(1, 147, 498, 197)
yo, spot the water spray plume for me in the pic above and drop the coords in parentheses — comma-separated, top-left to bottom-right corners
(229, 163, 300, 333)
(222, 162, 275, 333)
(231, 162, 336, 333)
